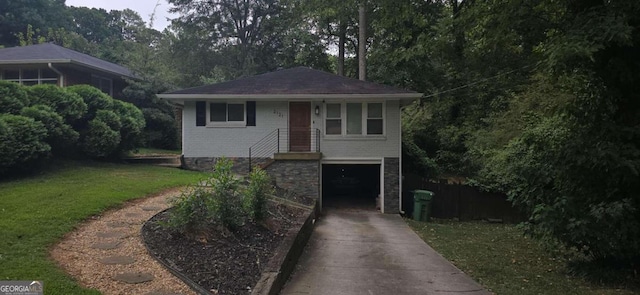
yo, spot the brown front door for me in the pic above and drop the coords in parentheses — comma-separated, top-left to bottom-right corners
(289, 102, 311, 152)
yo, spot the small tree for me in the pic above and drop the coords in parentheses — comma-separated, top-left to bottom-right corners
(244, 167, 274, 221)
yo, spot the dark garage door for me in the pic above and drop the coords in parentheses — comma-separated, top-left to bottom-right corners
(322, 164, 380, 210)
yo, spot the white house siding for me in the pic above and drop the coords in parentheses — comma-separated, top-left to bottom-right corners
(318, 100, 401, 159)
(182, 100, 288, 158)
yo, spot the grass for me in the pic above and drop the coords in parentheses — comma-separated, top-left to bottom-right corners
(0, 161, 204, 294)
(406, 219, 638, 295)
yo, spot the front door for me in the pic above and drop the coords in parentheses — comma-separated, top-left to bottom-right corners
(289, 102, 311, 152)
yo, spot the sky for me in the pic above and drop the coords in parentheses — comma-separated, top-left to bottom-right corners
(65, 0, 177, 31)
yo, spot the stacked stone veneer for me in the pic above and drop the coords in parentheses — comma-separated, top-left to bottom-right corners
(384, 157, 400, 214)
(265, 160, 320, 200)
(182, 157, 270, 175)
(182, 157, 320, 199)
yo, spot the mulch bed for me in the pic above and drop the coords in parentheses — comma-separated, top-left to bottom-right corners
(142, 202, 306, 294)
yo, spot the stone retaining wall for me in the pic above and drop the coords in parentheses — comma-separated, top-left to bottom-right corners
(265, 160, 320, 200)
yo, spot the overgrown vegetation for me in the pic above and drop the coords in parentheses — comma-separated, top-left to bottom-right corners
(407, 220, 639, 295)
(0, 161, 203, 294)
(165, 159, 274, 233)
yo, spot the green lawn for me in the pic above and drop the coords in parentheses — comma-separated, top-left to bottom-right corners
(0, 161, 204, 294)
(407, 219, 637, 295)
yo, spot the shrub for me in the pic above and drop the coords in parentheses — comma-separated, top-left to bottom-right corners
(244, 167, 273, 221)
(0, 81, 29, 114)
(66, 85, 112, 118)
(20, 104, 79, 153)
(81, 119, 120, 158)
(27, 84, 87, 122)
(209, 158, 244, 229)
(112, 100, 145, 152)
(94, 110, 122, 131)
(141, 108, 179, 150)
(165, 158, 245, 233)
(0, 114, 50, 175)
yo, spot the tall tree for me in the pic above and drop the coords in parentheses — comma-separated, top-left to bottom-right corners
(0, 0, 72, 46)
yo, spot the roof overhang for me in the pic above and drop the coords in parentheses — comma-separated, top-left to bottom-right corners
(158, 93, 423, 106)
(0, 59, 137, 80)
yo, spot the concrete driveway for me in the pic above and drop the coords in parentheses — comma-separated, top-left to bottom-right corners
(280, 209, 491, 295)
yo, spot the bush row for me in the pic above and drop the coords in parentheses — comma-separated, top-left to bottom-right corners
(0, 81, 145, 176)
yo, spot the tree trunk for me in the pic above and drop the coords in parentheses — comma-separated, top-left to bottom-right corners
(358, 1, 366, 81)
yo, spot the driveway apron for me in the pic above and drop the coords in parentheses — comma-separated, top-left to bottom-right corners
(280, 209, 491, 295)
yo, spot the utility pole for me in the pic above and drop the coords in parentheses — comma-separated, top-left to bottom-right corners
(358, 1, 366, 81)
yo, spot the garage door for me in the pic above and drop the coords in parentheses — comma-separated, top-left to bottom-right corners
(322, 164, 381, 210)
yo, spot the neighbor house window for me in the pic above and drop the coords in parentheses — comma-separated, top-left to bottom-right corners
(325, 103, 342, 135)
(208, 102, 245, 126)
(1, 68, 58, 86)
(325, 102, 385, 136)
(91, 75, 112, 96)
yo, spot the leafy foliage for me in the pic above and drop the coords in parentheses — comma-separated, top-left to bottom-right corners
(244, 167, 274, 221)
(81, 119, 121, 158)
(0, 81, 30, 114)
(166, 159, 275, 233)
(27, 84, 87, 123)
(0, 114, 50, 175)
(20, 104, 79, 153)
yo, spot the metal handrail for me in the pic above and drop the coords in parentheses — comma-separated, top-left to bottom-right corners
(248, 128, 321, 172)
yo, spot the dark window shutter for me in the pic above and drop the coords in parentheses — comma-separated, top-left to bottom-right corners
(246, 101, 256, 126)
(196, 101, 206, 126)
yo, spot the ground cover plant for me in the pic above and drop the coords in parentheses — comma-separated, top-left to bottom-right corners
(0, 161, 203, 294)
(407, 219, 639, 295)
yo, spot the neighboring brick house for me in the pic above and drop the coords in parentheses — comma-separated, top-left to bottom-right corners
(158, 67, 422, 214)
(0, 43, 135, 98)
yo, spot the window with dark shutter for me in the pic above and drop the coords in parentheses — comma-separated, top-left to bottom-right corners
(196, 101, 206, 126)
(246, 101, 256, 126)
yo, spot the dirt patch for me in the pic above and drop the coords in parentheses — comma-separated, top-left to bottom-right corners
(142, 202, 306, 294)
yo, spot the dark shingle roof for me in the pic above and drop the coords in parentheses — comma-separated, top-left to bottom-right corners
(0, 43, 134, 78)
(166, 67, 418, 95)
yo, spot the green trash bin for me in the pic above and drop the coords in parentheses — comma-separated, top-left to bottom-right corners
(413, 190, 434, 222)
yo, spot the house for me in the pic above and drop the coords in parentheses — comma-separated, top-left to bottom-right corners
(158, 67, 422, 214)
(0, 43, 135, 98)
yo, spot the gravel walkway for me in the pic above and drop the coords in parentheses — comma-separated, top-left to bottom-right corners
(50, 188, 196, 295)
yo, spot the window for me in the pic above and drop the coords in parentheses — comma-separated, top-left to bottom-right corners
(324, 102, 384, 136)
(208, 102, 245, 125)
(91, 75, 112, 96)
(325, 103, 342, 135)
(1, 68, 58, 85)
(367, 103, 383, 135)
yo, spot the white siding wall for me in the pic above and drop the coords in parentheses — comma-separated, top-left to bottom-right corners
(183, 101, 288, 157)
(316, 100, 401, 159)
(182, 99, 401, 159)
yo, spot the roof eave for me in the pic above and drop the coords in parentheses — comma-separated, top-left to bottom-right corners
(0, 59, 136, 80)
(158, 93, 422, 103)
(0, 59, 72, 65)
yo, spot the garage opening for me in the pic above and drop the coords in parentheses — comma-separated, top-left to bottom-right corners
(322, 164, 381, 210)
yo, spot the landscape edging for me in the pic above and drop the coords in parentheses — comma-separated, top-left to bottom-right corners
(141, 202, 319, 295)
(251, 200, 319, 295)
